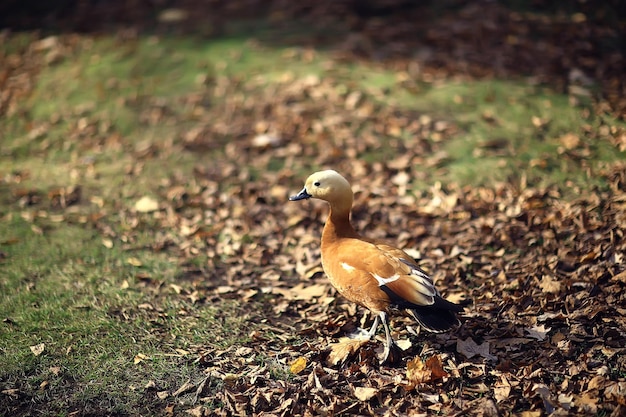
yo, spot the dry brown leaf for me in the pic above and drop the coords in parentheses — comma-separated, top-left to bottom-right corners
(526, 325, 551, 341)
(395, 338, 412, 352)
(406, 356, 430, 387)
(493, 385, 510, 403)
(558, 393, 574, 410)
(251, 133, 282, 149)
(575, 391, 599, 414)
(611, 270, 626, 283)
(134, 196, 159, 212)
(30, 343, 45, 356)
(353, 386, 378, 402)
(605, 381, 626, 405)
(126, 257, 143, 267)
(185, 406, 204, 417)
(172, 379, 196, 396)
(579, 249, 600, 263)
(559, 133, 580, 150)
(273, 283, 329, 301)
(520, 412, 541, 417)
(134, 353, 149, 364)
(493, 375, 511, 403)
(327, 337, 369, 366)
(426, 355, 448, 380)
(457, 338, 497, 361)
(539, 275, 561, 294)
(533, 383, 555, 414)
(405, 355, 448, 390)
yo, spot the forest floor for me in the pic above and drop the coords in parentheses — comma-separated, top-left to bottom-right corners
(1, 1, 626, 415)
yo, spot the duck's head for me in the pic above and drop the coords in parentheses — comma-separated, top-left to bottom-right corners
(289, 170, 353, 210)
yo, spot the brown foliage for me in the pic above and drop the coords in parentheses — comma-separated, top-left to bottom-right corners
(2, 2, 626, 415)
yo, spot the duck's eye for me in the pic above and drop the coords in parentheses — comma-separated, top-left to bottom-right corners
(314, 181, 321, 187)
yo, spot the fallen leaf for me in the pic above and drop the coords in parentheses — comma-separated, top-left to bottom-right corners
(420, 392, 440, 404)
(1, 389, 19, 398)
(493, 374, 512, 403)
(539, 275, 561, 294)
(559, 133, 580, 150)
(494, 384, 510, 403)
(605, 381, 626, 405)
(457, 338, 497, 361)
(532, 115, 551, 129)
(579, 249, 600, 263)
(426, 355, 448, 380)
(532, 383, 555, 414)
(273, 283, 329, 301)
(30, 343, 45, 356)
(289, 357, 307, 374)
(575, 391, 599, 414)
(172, 379, 195, 396)
(526, 325, 551, 341)
(353, 386, 378, 401)
(396, 338, 412, 352)
(405, 355, 448, 389)
(327, 337, 369, 365)
(134, 196, 159, 212)
(474, 397, 499, 417)
(127, 257, 143, 267)
(406, 356, 430, 388)
(252, 133, 282, 149)
(185, 406, 204, 417)
(557, 393, 574, 410)
(134, 353, 150, 364)
(611, 270, 626, 283)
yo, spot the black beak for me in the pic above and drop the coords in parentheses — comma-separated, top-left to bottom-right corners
(289, 187, 312, 201)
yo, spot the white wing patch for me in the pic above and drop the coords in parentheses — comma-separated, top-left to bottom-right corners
(410, 267, 431, 281)
(372, 273, 401, 286)
(399, 258, 437, 297)
(341, 262, 356, 272)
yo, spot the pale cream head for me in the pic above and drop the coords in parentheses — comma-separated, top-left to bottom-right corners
(290, 170, 354, 213)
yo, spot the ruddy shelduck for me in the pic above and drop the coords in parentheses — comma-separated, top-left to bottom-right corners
(290, 170, 466, 363)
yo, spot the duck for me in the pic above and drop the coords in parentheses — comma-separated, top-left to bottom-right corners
(289, 169, 466, 363)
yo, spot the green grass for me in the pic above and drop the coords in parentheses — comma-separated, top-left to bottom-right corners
(349, 69, 625, 191)
(0, 214, 247, 413)
(7, 32, 624, 192)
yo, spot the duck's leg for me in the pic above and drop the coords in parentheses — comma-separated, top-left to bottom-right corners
(379, 311, 402, 364)
(367, 314, 380, 338)
(348, 313, 380, 340)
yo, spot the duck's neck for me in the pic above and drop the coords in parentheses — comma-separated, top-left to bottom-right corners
(323, 206, 358, 242)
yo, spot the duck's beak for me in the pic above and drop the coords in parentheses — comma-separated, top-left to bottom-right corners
(289, 187, 312, 201)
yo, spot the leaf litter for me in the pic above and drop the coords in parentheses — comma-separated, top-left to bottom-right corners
(2, 2, 626, 416)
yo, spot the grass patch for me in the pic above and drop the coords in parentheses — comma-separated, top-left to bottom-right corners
(350, 69, 625, 191)
(0, 214, 248, 413)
